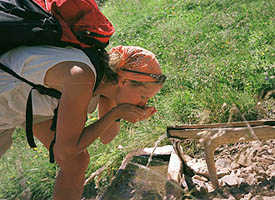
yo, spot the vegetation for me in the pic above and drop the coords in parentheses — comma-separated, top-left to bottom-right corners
(0, 0, 274, 199)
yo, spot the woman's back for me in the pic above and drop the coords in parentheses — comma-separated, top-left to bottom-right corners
(0, 45, 97, 130)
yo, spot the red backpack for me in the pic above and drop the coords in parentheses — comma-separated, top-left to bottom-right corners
(35, 0, 115, 48)
(0, 0, 115, 54)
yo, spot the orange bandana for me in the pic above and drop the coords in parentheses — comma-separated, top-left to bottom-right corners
(111, 45, 162, 82)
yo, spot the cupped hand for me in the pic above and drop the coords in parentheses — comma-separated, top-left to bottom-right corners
(113, 104, 157, 123)
(137, 106, 157, 121)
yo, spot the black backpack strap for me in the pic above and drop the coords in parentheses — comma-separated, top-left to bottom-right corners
(49, 105, 58, 163)
(83, 47, 105, 90)
(0, 62, 61, 149)
(25, 88, 37, 148)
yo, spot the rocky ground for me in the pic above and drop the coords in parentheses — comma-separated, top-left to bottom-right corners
(87, 139, 275, 200)
(185, 139, 275, 200)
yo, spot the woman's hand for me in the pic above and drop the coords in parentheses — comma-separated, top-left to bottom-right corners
(113, 104, 157, 123)
(137, 106, 157, 121)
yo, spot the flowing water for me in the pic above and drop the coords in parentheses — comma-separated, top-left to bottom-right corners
(146, 133, 167, 168)
(98, 134, 184, 200)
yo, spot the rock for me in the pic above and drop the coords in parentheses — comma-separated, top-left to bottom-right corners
(217, 168, 231, 178)
(262, 197, 275, 200)
(204, 182, 215, 193)
(255, 157, 274, 165)
(241, 172, 257, 185)
(268, 147, 275, 155)
(216, 158, 232, 168)
(250, 141, 262, 148)
(187, 158, 208, 174)
(231, 161, 240, 169)
(192, 176, 205, 189)
(193, 175, 208, 182)
(251, 195, 275, 200)
(221, 171, 243, 186)
(267, 165, 275, 177)
(251, 195, 262, 200)
(241, 193, 252, 200)
(237, 152, 252, 167)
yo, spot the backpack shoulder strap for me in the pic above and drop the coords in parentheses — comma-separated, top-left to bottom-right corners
(82, 47, 105, 91)
(0, 62, 61, 149)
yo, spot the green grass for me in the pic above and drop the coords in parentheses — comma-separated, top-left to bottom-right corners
(0, 0, 274, 199)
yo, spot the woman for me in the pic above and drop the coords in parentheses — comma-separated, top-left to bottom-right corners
(0, 45, 166, 199)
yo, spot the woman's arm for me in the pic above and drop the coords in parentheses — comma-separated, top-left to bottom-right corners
(97, 96, 120, 144)
(45, 61, 96, 161)
(77, 103, 148, 150)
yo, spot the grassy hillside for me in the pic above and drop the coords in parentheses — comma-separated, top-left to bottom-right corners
(0, 0, 274, 199)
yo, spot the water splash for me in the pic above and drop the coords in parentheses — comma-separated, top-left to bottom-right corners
(146, 133, 167, 168)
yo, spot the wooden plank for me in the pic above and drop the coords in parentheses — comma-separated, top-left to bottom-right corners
(167, 120, 275, 130)
(166, 120, 275, 190)
(167, 126, 275, 145)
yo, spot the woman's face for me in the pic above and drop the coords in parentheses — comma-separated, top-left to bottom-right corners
(116, 80, 162, 107)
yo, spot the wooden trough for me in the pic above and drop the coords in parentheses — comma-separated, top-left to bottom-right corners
(167, 120, 275, 190)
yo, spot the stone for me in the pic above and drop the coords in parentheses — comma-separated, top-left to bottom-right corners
(221, 171, 246, 186)
(216, 158, 232, 168)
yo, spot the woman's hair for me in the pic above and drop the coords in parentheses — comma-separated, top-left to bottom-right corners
(97, 47, 119, 84)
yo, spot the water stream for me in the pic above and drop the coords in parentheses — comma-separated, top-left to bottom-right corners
(146, 133, 167, 168)
(99, 133, 186, 199)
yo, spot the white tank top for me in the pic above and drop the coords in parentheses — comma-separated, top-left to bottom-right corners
(0, 45, 99, 130)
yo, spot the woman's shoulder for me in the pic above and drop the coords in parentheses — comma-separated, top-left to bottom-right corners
(45, 60, 96, 92)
